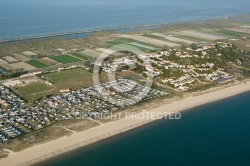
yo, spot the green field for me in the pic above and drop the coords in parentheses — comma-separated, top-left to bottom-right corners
(107, 38, 136, 45)
(13, 82, 54, 101)
(49, 55, 82, 64)
(42, 68, 108, 90)
(107, 38, 159, 52)
(17, 82, 52, 95)
(70, 53, 90, 60)
(26, 60, 48, 68)
(42, 68, 91, 83)
(217, 29, 246, 37)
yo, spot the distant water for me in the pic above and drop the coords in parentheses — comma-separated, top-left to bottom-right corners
(40, 91, 250, 166)
(1, 0, 250, 40)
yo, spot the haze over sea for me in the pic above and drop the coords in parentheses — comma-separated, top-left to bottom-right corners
(1, 1, 250, 165)
(40, 92, 250, 166)
(1, 0, 250, 40)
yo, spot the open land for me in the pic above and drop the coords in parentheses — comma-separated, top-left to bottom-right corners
(9, 62, 36, 70)
(41, 68, 109, 90)
(118, 34, 180, 47)
(1, 80, 250, 166)
(1, 17, 250, 164)
(49, 55, 82, 64)
(26, 60, 48, 68)
(150, 33, 196, 44)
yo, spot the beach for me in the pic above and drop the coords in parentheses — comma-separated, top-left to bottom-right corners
(1, 80, 250, 166)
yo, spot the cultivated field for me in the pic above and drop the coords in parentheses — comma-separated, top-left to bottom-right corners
(128, 42, 156, 50)
(49, 55, 82, 64)
(0, 64, 13, 70)
(151, 33, 196, 44)
(226, 27, 250, 34)
(80, 49, 103, 58)
(22, 51, 37, 57)
(12, 82, 55, 101)
(0, 59, 7, 64)
(111, 44, 151, 53)
(9, 62, 36, 71)
(177, 30, 228, 40)
(26, 60, 48, 68)
(39, 57, 58, 66)
(2, 56, 19, 63)
(107, 38, 159, 51)
(42, 68, 91, 83)
(42, 68, 108, 90)
(118, 34, 180, 47)
(12, 53, 30, 61)
(70, 52, 90, 60)
(117, 70, 145, 81)
(95, 48, 123, 56)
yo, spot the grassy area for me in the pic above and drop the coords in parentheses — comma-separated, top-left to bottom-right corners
(26, 60, 48, 68)
(13, 82, 55, 101)
(70, 52, 90, 60)
(42, 68, 108, 90)
(42, 68, 91, 83)
(107, 38, 136, 45)
(174, 34, 207, 42)
(16, 82, 52, 95)
(49, 55, 82, 64)
(107, 38, 160, 52)
(217, 29, 246, 37)
(6, 125, 72, 152)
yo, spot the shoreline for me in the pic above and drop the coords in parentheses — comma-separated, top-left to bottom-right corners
(0, 13, 240, 43)
(1, 81, 250, 166)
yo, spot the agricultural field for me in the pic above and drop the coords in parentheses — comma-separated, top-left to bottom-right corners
(150, 33, 196, 44)
(118, 34, 180, 47)
(226, 27, 250, 34)
(177, 30, 228, 40)
(8, 62, 36, 71)
(107, 37, 159, 50)
(21, 51, 38, 59)
(39, 57, 58, 66)
(12, 82, 55, 101)
(42, 68, 90, 83)
(95, 48, 123, 56)
(49, 55, 82, 64)
(42, 68, 109, 90)
(2, 56, 19, 63)
(12, 53, 30, 61)
(70, 52, 90, 60)
(80, 49, 103, 58)
(217, 29, 249, 37)
(0, 64, 13, 71)
(0, 59, 7, 64)
(26, 60, 48, 68)
(107, 38, 137, 45)
(111, 44, 151, 53)
(117, 70, 145, 81)
(128, 42, 156, 50)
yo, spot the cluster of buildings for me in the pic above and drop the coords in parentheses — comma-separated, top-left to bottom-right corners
(101, 57, 136, 73)
(0, 78, 167, 141)
(99, 42, 236, 91)
(0, 86, 26, 141)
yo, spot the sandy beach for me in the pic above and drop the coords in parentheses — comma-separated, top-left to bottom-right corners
(1, 81, 250, 166)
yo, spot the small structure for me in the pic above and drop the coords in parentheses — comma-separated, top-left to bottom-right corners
(2, 80, 23, 87)
(60, 88, 70, 93)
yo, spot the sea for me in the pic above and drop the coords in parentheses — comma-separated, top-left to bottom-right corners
(38, 91, 250, 166)
(1, 0, 250, 40)
(1, 0, 250, 165)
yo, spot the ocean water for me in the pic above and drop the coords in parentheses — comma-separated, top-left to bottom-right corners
(1, 0, 250, 40)
(40, 92, 250, 166)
